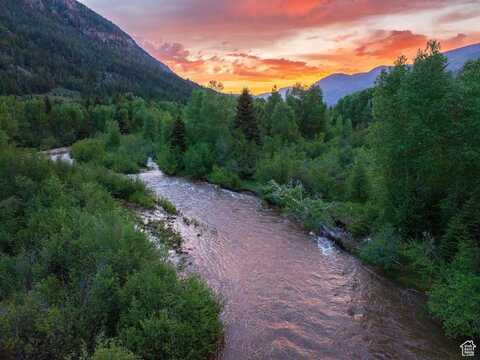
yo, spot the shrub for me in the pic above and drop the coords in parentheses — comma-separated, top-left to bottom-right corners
(183, 143, 214, 178)
(400, 237, 436, 289)
(428, 271, 480, 337)
(208, 166, 242, 189)
(92, 340, 137, 360)
(0, 147, 222, 359)
(158, 197, 178, 215)
(156, 144, 178, 175)
(72, 138, 105, 164)
(153, 222, 183, 249)
(360, 225, 400, 270)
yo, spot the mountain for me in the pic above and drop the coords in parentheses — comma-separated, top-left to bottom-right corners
(0, 0, 196, 100)
(258, 43, 480, 106)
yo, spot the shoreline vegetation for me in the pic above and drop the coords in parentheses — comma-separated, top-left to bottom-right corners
(0, 147, 223, 359)
(1, 39, 479, 358)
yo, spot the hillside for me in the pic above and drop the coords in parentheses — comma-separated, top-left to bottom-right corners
(0, 0, 196, 100)
(259, 42, 480, 105)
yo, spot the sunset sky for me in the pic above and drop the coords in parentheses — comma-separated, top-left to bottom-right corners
(79, 0, 480, 94)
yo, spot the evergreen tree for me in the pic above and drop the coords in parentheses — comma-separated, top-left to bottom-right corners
(235, 88, 259, 143)
(171, 116, 187, 153)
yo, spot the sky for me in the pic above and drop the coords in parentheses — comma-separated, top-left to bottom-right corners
(79, 0, 480, 94)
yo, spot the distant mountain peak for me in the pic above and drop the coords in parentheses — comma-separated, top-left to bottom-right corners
(258, 43, 480, 106)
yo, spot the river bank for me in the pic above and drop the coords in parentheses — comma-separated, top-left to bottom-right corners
(137, 163, 459, 360)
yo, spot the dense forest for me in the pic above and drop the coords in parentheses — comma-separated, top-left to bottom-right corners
(1, 40, 479, 358)
(0, 0, 196, 100)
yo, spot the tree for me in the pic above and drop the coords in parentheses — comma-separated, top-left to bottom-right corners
(270, 101, 299, 142)
(235, 88, 259, 143)
(299, 86, 327, 138)
(171, 116, 187, 153)
(347, 159, 370, 203)
(105, 121, 121, 149)
(371, 41, 457, 237)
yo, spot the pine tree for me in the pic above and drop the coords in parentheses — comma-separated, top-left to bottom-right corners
(235, 88, 259, 143)
(171, 116, 187, 153)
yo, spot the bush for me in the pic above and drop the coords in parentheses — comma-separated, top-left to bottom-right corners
(158, 197, 178, 215)
(0, 147, 222, 359)
(360, 225, 400, 270)
(399, 237, 436, 289)
(428, 240, 480, 337)
(183, 143, 214, 178)
(152, 222, 183, 249)
(156, 144, 178, 175)
(119, 264, 223, 360)
(208, 166, 242, 189)
(72, 134, 150, 174)
(93, 340, 137, 360)
(429, 271, 480, 337)
(255, 148, 302, 185)
(72, 138, 106, 164)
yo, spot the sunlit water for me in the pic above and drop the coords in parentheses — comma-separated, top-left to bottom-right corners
(137, 164, 458, 360)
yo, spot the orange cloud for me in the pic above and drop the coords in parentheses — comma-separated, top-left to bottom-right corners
(81, 0, 480, 94)
(355, 30, 427, 58)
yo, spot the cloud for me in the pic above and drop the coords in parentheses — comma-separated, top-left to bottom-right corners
(80, 0, 480, 93)
(437, 9, 480, 24)
(83, 0, 465, 49)
(355, 30, 427, 58)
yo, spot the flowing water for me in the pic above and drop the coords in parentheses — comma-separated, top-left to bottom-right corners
(138, 164, 459, 360)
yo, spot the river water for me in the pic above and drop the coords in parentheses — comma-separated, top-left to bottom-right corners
(137, 165, 459, 360)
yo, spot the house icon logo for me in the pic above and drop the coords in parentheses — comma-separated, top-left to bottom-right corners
(460, 340, 476, 357)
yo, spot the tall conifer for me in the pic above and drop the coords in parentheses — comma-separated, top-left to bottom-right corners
(235, 88, 259, 143)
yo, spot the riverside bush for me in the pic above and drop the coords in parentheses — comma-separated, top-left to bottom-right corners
(208, 166, 242, 189)
(0, 147, 222, 359)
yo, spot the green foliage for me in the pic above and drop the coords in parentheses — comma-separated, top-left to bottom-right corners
(0, 0, 194, 100)
(171, 117, 187, 153)
(428, 240, 480, 337)
(235, 89, 260, 143)
(183, 143, 215, 178)
(208, 166, 242, 190)
(347, 157, 370, 203)
(156, 143, 179, 175)
(93, 340, 138, 360)
(119, 266, 222, 360)
(0, 146, 221, 359)
(270, 101, 299, 143)
(399, 237, 436, 289)
(72, 133, 151, 174)
(360, 226, 400, 270)
(157, 197, 178, 215)
(153, 222, 183, 249)
(256, 147, 303, 185)
(287, 85, 328, 139)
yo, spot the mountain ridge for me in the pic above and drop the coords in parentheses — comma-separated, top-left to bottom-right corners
(0, 0, 196, 100)
(258, 43, 480, 106)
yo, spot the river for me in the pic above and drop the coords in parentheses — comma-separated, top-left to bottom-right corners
(138, 164, 459, 360)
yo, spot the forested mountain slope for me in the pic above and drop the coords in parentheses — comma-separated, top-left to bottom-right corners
(0, 0, 197, 100)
